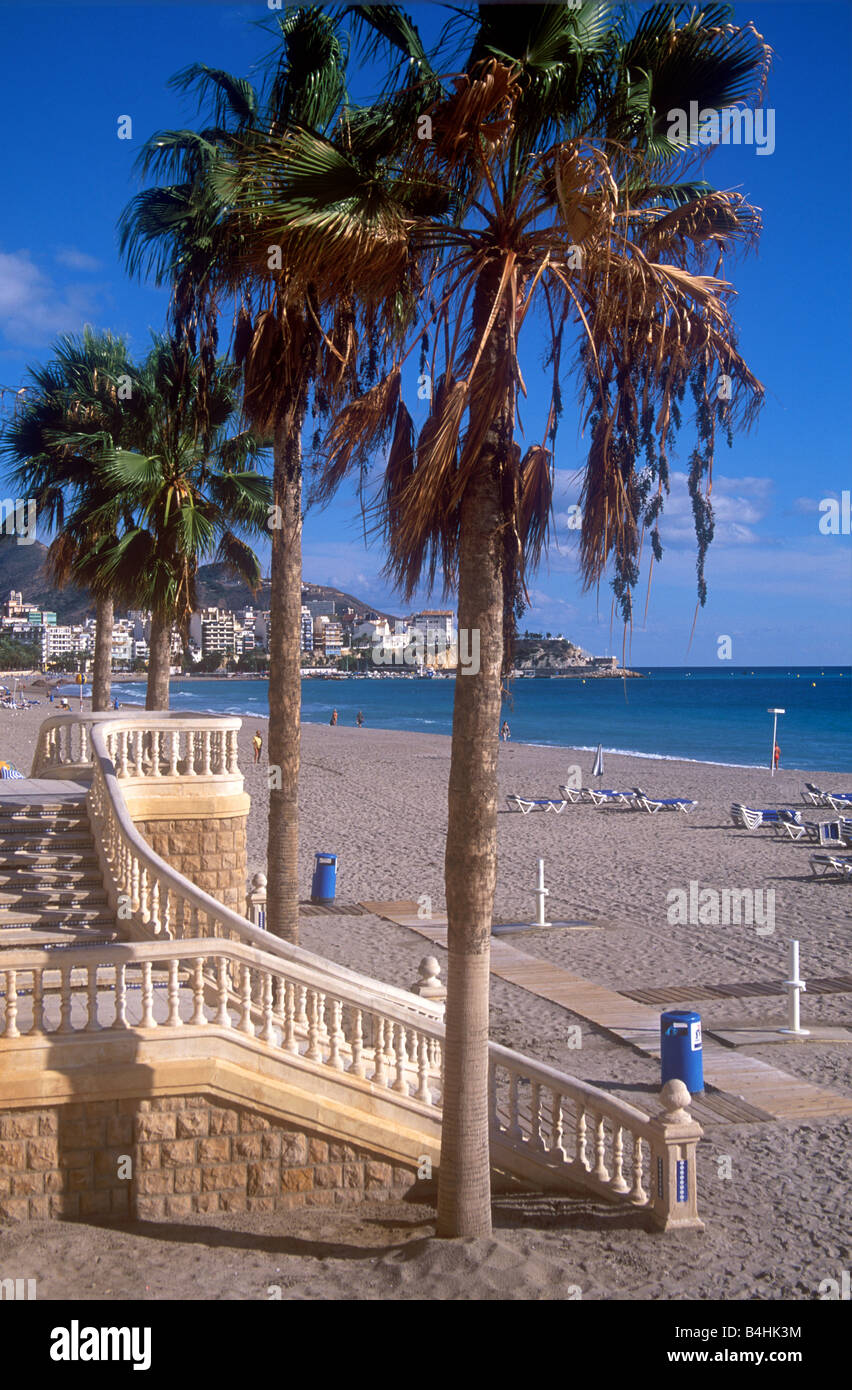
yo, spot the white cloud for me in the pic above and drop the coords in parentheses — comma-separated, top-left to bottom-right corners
(55, 247, 103, 273)
(0, 248, 105, 347)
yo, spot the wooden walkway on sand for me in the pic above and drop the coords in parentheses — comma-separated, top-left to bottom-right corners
(360, 901, 852, 1123)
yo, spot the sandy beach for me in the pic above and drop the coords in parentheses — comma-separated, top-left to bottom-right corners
(1, 699, 849, 1300)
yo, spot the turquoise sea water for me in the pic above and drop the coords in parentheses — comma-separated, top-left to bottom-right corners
(106, 667, 852, 773)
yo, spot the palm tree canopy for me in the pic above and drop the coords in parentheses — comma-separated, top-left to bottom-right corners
(67, 337, 271, 629)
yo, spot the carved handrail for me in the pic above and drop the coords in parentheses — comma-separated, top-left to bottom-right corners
(83, 716, 445, 1022)
(31, 711, 242, 782)
(0, 937, 445, 1110)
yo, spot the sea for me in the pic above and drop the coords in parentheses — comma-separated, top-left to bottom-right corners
(96, 667, 852, 774)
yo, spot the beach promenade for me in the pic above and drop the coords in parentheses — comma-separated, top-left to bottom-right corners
(0, 702, 849, 1299)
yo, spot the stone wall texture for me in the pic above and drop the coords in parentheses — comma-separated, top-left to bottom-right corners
(133, 815, 247, 915)
(0, 1096, 419, 1224)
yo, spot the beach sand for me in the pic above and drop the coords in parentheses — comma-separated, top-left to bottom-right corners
(1, 700, 849, 1300)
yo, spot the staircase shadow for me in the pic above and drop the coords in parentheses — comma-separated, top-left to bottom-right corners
(82, 1216, 439, 1263)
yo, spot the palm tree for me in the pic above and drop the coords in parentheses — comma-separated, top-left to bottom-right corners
(71, 337, 271, 708)
(118, 8, 366, 941)
(297, 1, 769, 1235)
(1, 328, 135, 710)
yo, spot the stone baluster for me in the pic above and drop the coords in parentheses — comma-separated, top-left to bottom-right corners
(393, 1024, 409, 1094)
(349, 1009, 365, 1077)
(551, 1092, 565, 1159)
(167, 960, 182, 1027)
(131, 856, 141, 914)
(81, 724, 90, 763)
(150, 878, 161, 936)
(58, 966, 73, 1034)
(530, 1081, 545, 1150)
(296, 985, 308, 1029)
(284, 983, 298, 1054)
(273, 978, 285, 1020)
(325, 999, 344, 1069)
(611, 1125, 629, 1193)
(189, 905, 199, 939)
(592, 1113, 610, 1183)
(86, 965, 100, 1032)
(227, 729, 239, 774)
(202, 731, 212, 776)
(140, 961, 155, 1028)
(260, 972, 275, 1044)
(191, 958, 207, 1026)
(575, 1107, 589, 1170)
(3, 970, 19, 1039)
(32, 968, 44, 1036)
(117, 730, 128, 777)
(508, 1069, 523, 1141)
(115, 964, 128, 1028)
(151, 730, 162, 776)
(373, 1018, 387, 1086)
(238, 964, 255, 1036)
(168, 730, 179, 777)
(306, 990, 323, 1061)
(215, 957, 231, 1027)
(185, 732, 197, 774)
(629, 1134, 647, 1205)
(416, 1034, 431, 1104)
(139, 866, 149, 922)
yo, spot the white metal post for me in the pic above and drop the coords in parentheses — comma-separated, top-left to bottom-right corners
(779, 939, 809, 1036)
(533, 858, 551, 928)
(767, 707, 785, 777)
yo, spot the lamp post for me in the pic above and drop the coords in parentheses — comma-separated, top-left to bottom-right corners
(767, 707, 785, 777)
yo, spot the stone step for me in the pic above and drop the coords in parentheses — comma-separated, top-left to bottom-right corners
(0, 907, 115, 928)
(0, 925, 120, 947)
(0, 834, 95, 853)
(0, 819, 90, 838)
(0, 869, 103, 888)
(0, 851, 100, 869)
(0, 886, 108, 906)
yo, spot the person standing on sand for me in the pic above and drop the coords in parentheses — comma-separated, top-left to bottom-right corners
(330, 709, 338, 726)
(356, 710, 364, 727)
(501, 720, 511, 742)
(774, 742, 781, 770)
(252, 730, 263, 764)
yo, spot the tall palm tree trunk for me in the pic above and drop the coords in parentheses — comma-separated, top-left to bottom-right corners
(437, 438, 506, 1240)
(266, 406, 304, 943)
(91, 596, 114, 712)
(146, 614, 172, 710)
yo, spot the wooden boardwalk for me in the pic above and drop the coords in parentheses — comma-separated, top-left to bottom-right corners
(361, 901, 852, 1123)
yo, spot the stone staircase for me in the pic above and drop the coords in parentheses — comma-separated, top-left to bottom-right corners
(0, 785, 119, 948)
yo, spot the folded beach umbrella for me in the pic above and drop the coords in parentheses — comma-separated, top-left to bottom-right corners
(592, 744, 604, 787)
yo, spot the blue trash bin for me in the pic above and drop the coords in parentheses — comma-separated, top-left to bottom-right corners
(311, 852, 338, 904)
(660, 1010, 703, 1093)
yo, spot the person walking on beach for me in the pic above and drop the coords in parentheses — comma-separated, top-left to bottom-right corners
(252, 730, 263, 764)
(774, 742, 781, 770)
(500, 720, 511, 742)
(330, 709, 338, 726)
(356, 710, 364, 728)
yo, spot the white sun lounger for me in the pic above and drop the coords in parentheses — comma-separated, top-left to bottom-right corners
(731, 804, 802, 831)
(586, 788, 636, 806)
(558, 784, 594, 804)
(506, 795, 568, 814)
(810, 852, 852, 880)
(633, 787, 696, 814)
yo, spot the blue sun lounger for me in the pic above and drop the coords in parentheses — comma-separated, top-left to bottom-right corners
(586, 788, 636, 806)
(633, 787, 697, 813)
(826, 792, 852, 812)
(810, 852, 852, 880)
(506, 794, 568, 814)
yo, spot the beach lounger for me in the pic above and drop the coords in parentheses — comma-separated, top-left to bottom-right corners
(506, 795, 568, 814)
(586, 788, 636, 806)
(803, 783, 828, 806)
(809, 852, 852, 880)
(825, 792, 852, 811)
(557, 784, 590, 804)
(633, 787, 696, 814)
(773, 819, 846, 846)
(730, 804, 802, 831)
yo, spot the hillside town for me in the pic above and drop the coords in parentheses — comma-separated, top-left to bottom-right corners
(0, 586, 630, 677)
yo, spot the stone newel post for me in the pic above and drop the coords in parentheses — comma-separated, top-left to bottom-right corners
(646, 1079, 705, 1232)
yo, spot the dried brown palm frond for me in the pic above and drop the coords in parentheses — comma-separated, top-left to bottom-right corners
(312, 368, 402, 505)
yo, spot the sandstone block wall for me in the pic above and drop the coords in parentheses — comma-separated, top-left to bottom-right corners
(132, 816, 247, 915)
(0, 1096, 420, 1224)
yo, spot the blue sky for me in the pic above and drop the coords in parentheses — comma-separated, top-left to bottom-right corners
(1, 2, 850, 664)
